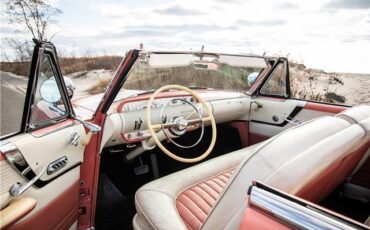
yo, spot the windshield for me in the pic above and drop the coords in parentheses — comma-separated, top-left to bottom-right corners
(122, 52, 267, 93)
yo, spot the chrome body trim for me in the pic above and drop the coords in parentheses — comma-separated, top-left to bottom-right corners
(249, 186, 359, 230)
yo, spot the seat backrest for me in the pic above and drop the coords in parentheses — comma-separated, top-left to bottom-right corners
(296, 106, 370, 201)
(202, 115, 367, 230)
(334, 105, 370, 186)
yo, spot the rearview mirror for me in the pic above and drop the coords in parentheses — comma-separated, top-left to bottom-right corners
(39, 78, 61, 103)
(193, 61, 218, 70)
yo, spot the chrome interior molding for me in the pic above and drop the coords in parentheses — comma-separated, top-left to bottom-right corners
(249, 186, 361, 230)
(0, 143, 38, 187)
(1, 143, 29, 175)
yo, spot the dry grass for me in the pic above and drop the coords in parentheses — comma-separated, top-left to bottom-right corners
(124, 63, 258, 91)
(85, 62, 260, 94)
(59, 56, 122, 75)
(0, 56, 122, 77)
(86, 76, 112, 94)
(0, 61, 31, 76)
(289, 64, 347, 104)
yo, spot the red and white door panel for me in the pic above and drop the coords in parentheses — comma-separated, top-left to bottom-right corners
(249, 97, 346, 144)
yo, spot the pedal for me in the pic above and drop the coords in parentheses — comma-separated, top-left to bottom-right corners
(134, 165, 149, 175)
(134, 156, 149, 175)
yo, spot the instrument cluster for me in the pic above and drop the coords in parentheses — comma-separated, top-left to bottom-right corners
(122, 96, 196, 112)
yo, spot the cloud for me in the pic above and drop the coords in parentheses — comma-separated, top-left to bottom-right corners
(325, 0, 370, 9)
(235, 19, 288, 27)
(90, 23, 228, 40)
(275, 2, 299, 10)
(341, 34, 370, 43)
(154, 5, 202, 15)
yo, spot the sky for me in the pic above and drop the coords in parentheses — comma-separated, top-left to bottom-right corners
(0, 0, 369, 73)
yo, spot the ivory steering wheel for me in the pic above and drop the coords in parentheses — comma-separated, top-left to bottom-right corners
(146, 85, 217, 163)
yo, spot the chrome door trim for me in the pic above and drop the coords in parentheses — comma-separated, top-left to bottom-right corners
(249, 184, 362, 230)
(1, 143, 32, 180)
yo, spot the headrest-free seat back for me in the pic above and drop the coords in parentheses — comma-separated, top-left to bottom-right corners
(202, 116, 365, 229)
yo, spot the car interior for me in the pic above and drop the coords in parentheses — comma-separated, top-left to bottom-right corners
(1, 46, 368, 230)
(88, 53, 370, 230)
(95, 100, 370, 229)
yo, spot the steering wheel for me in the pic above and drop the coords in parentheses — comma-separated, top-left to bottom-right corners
(146, 85, 217, 163)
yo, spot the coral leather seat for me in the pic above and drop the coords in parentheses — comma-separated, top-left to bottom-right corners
(133, 106, 370, 230)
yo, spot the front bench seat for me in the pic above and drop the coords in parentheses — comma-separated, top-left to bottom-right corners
(134, 107, 369, 230)
(133, 143, 261, 230)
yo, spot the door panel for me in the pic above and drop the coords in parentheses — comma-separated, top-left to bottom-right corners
(249, 98, 346, 142)
(1, 123, 85, 229)
(14, 123, 85, 181)
(250, 97, 305, 126)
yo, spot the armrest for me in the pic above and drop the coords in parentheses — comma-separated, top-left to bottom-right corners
(0, 197, 36, 229)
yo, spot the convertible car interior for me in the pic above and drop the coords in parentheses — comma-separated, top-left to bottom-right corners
(91, 52, 370, 229)
(1, 44, 369, 230)
(96, 103, 370, 229)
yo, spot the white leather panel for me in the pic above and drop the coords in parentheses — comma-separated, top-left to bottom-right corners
(11, 124, 85, 181)
(101, 113, 124, 149)
(249, 98, 305, 124)
(250, 109, 335, 137)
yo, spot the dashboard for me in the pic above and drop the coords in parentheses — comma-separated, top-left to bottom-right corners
(101, 90, 251, 148)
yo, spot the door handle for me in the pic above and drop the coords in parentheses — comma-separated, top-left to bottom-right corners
(251, 99, 263, 111)
(284, 118, 301, 126)
(9, 166, 46, 197)
(70, 132, 80, 146)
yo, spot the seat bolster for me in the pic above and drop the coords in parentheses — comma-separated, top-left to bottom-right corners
(135, 190, 186, 230)
(337, 105, 370, 132)
(133, 145, 259, 230)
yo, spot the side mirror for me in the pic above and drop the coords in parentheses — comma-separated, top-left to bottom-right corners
(63, 77, 75, 99)
(246, 72, 259, 86)
(39, 78, 61, 103)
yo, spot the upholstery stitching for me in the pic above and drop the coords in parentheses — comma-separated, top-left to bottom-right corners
(188, 189, 213, 208)
(177, 200, 203, 223)
(181, 193, 209, 215)
(210, 177, 226, 188)
(203, 181, 222, 193)
(174, 168, 237, 229)
(174, 166, 237, 201)
(196, 185, 217, 201)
